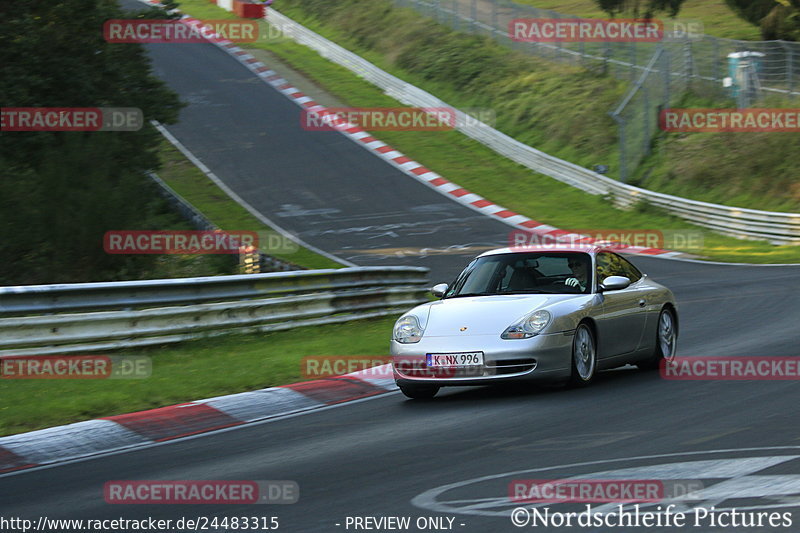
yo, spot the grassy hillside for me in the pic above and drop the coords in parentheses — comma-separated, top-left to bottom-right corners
(516, 0, 762, 39)
(635, 94, 800, 212)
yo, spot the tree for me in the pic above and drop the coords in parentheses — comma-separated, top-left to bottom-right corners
(724, 0, 777, 25)
(725, 0, 800, 40)
(0, 0, 185, 284)
(760, 1, 800, 40)
(593, 0, 688, 19)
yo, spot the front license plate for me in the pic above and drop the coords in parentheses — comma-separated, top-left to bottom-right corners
(426, 352, 484, 367)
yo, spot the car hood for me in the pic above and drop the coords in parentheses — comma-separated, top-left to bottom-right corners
(420, 294, 585, 337)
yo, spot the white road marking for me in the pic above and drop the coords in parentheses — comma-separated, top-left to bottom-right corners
(412, 448, 800, 517)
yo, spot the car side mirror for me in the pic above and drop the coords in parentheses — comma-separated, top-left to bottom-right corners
(599, 276, 631, 291)
(431, 283, 449, 298)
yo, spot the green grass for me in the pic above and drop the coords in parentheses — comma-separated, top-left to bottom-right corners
(172, 0, 800, 263)
(631, 92, 800, 213)
(0, 315, 399, 436)
(157, 138, 343, 270)
(515, 0, 762, 40)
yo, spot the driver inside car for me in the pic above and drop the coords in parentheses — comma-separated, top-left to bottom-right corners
(565, 257, 589, 291)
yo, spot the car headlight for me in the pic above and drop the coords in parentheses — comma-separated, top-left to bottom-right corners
(501, 310, 551, 339)
(393, 315, 424, 344)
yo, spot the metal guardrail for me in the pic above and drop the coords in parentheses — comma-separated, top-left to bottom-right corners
(268, 9, 800, 244)
(0, 267, 429, 356)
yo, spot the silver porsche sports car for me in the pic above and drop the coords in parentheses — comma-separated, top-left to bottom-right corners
(391, 245, 678, 399)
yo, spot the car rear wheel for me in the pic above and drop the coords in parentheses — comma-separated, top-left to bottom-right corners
(398, 383, 439, 399)
(638, 308, 677, 370)
(569, 323, 596, 387)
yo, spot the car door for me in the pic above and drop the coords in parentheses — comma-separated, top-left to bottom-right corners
(594, 252, 649, 357)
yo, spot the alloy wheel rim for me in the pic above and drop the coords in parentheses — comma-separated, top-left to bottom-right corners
(659, 311, 676, 362)
(575, 326, 595, 380)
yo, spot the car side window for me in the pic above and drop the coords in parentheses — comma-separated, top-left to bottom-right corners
(596, 252, 642, 284)
(614, 254, 643, 283)
(595, 252, 615, 283)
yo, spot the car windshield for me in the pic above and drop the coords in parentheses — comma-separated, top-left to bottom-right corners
(444, 252, 592, 297)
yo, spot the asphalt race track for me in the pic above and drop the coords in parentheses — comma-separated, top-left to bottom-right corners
(134, 18, 511, 282)
(3, 5, 800, 532)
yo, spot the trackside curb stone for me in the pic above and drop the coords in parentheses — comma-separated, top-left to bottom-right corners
(0, 365, 397, 474)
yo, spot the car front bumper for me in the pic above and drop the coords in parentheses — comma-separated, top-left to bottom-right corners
(390, 331, 574, 387)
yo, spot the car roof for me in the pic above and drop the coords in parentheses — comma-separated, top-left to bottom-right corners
(477, 245, 607, 257)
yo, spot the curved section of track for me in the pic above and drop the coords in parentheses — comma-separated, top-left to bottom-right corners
(3, 7, 799, 532)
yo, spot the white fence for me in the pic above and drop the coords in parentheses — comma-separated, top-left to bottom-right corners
(268, 9, 800, 244)
(0, 267, 429, 356)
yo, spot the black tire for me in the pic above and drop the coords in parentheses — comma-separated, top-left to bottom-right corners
(568, 322, 597, 387)
(637, 307, 678, 370)
(398, 383, 439, 399)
